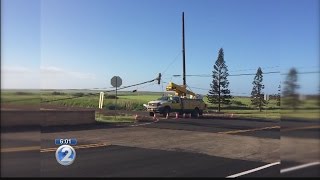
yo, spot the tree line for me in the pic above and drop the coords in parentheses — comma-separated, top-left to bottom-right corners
(207, 48, 300, 112)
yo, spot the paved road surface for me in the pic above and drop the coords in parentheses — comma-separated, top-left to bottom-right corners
(1, 117, 319, 177)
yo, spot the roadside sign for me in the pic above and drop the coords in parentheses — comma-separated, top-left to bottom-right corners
(111, 76, 122, 88)
(110, 76, 122, 116)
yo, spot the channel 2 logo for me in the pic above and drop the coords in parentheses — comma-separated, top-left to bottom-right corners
(55, 145, 76, 166)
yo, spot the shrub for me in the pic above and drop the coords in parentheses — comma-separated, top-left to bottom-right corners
(52, 91, 65, 95)
(105, 95, 118, 99)
(15, 92, 33, 95)
(73, 92, 84, 97)
(231, 100, 247, 106)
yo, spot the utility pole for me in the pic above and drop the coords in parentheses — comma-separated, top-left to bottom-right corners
(182, 12, 186, 96)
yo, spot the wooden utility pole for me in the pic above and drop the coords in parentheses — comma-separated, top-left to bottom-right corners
(182, 12, 186, 96)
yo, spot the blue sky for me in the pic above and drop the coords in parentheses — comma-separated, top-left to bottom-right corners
(1, 0, 319, 95)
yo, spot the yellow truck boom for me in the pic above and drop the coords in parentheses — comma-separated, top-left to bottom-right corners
(166, 82, 196, 97)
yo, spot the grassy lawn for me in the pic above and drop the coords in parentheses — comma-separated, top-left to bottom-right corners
(207, 109, 280, 120)
(118, 94, 161, 103)
(95, 114, 135, 123)
(281, 109, 319, 120)
(2, 90, 318, 121)
(204, 96, 279, 109)
(1, 90, 163, 110)
(1, 91, 40, 105)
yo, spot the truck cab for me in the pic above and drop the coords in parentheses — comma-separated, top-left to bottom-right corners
(146, 96, 178, 115)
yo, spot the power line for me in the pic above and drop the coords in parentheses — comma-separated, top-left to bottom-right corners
(161, 51, 182, 74)
(171, 71, 318, 77)
(133, 82, 157, 92)
(171, 71, 280, 77)
(281, 66, 319, 71)
(113, 79, 156, 91)
(281, 71, 319, 75)
(188, 85, 277, 95)
(40, 76, 160, 103)
(188, 86, 210, 91)
(229, 71, 280, 76)
(229, 66, 279, 72)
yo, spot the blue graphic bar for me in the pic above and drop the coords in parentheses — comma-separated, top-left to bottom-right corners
(55, 138, 77, 145)
(70, 139, 77, 145)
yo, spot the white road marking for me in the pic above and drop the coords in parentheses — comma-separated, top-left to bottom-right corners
(40, 143, 110, 152)
(130, 122, 153, 127)
(226, 162, 280, 178)
(280, 162, 320, 174)
(282, 125, 320, 132)
(115, 117, 159, 127)
(219, 126, 280, 134)
(1, 146, 40, 153)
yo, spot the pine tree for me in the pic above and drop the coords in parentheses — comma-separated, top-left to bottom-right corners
(251, 67, 267, 112)
(283, 68, 300, 110)
(207, 48, 232, 112)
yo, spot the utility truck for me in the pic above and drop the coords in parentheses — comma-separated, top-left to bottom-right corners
(146, 82, 206, 117)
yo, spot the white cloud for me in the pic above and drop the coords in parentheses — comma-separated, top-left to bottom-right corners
(40, 66, 96, 80)
(40, 66, 64, 74)
(1, 66, 40, 89)
(40, 66, 97, 89)
(1, 66, 97, 89)
(2, 66, 34, 74)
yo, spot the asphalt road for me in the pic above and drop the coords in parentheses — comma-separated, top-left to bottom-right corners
(281, 119, 320, 139)
(1, 116, 319, 177)
(40, 145, 278, 177)
(280, 119, 320, 177)
(143, 117, 280, 139)
(3, 146, 318, 177)
(1, 151, 39, 177)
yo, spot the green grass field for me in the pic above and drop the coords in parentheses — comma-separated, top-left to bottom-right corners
(221, 109, 280, 120)
(203, 96, 279, 109)
(1, 91, 40, 105)
(96, 114, 135, 123)
(1, 89, 318, 120)
(1, 90, 163, 110)
(281, 109, 319, 120)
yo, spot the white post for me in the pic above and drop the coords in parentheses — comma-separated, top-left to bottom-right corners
(99, 92, 104, 109)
